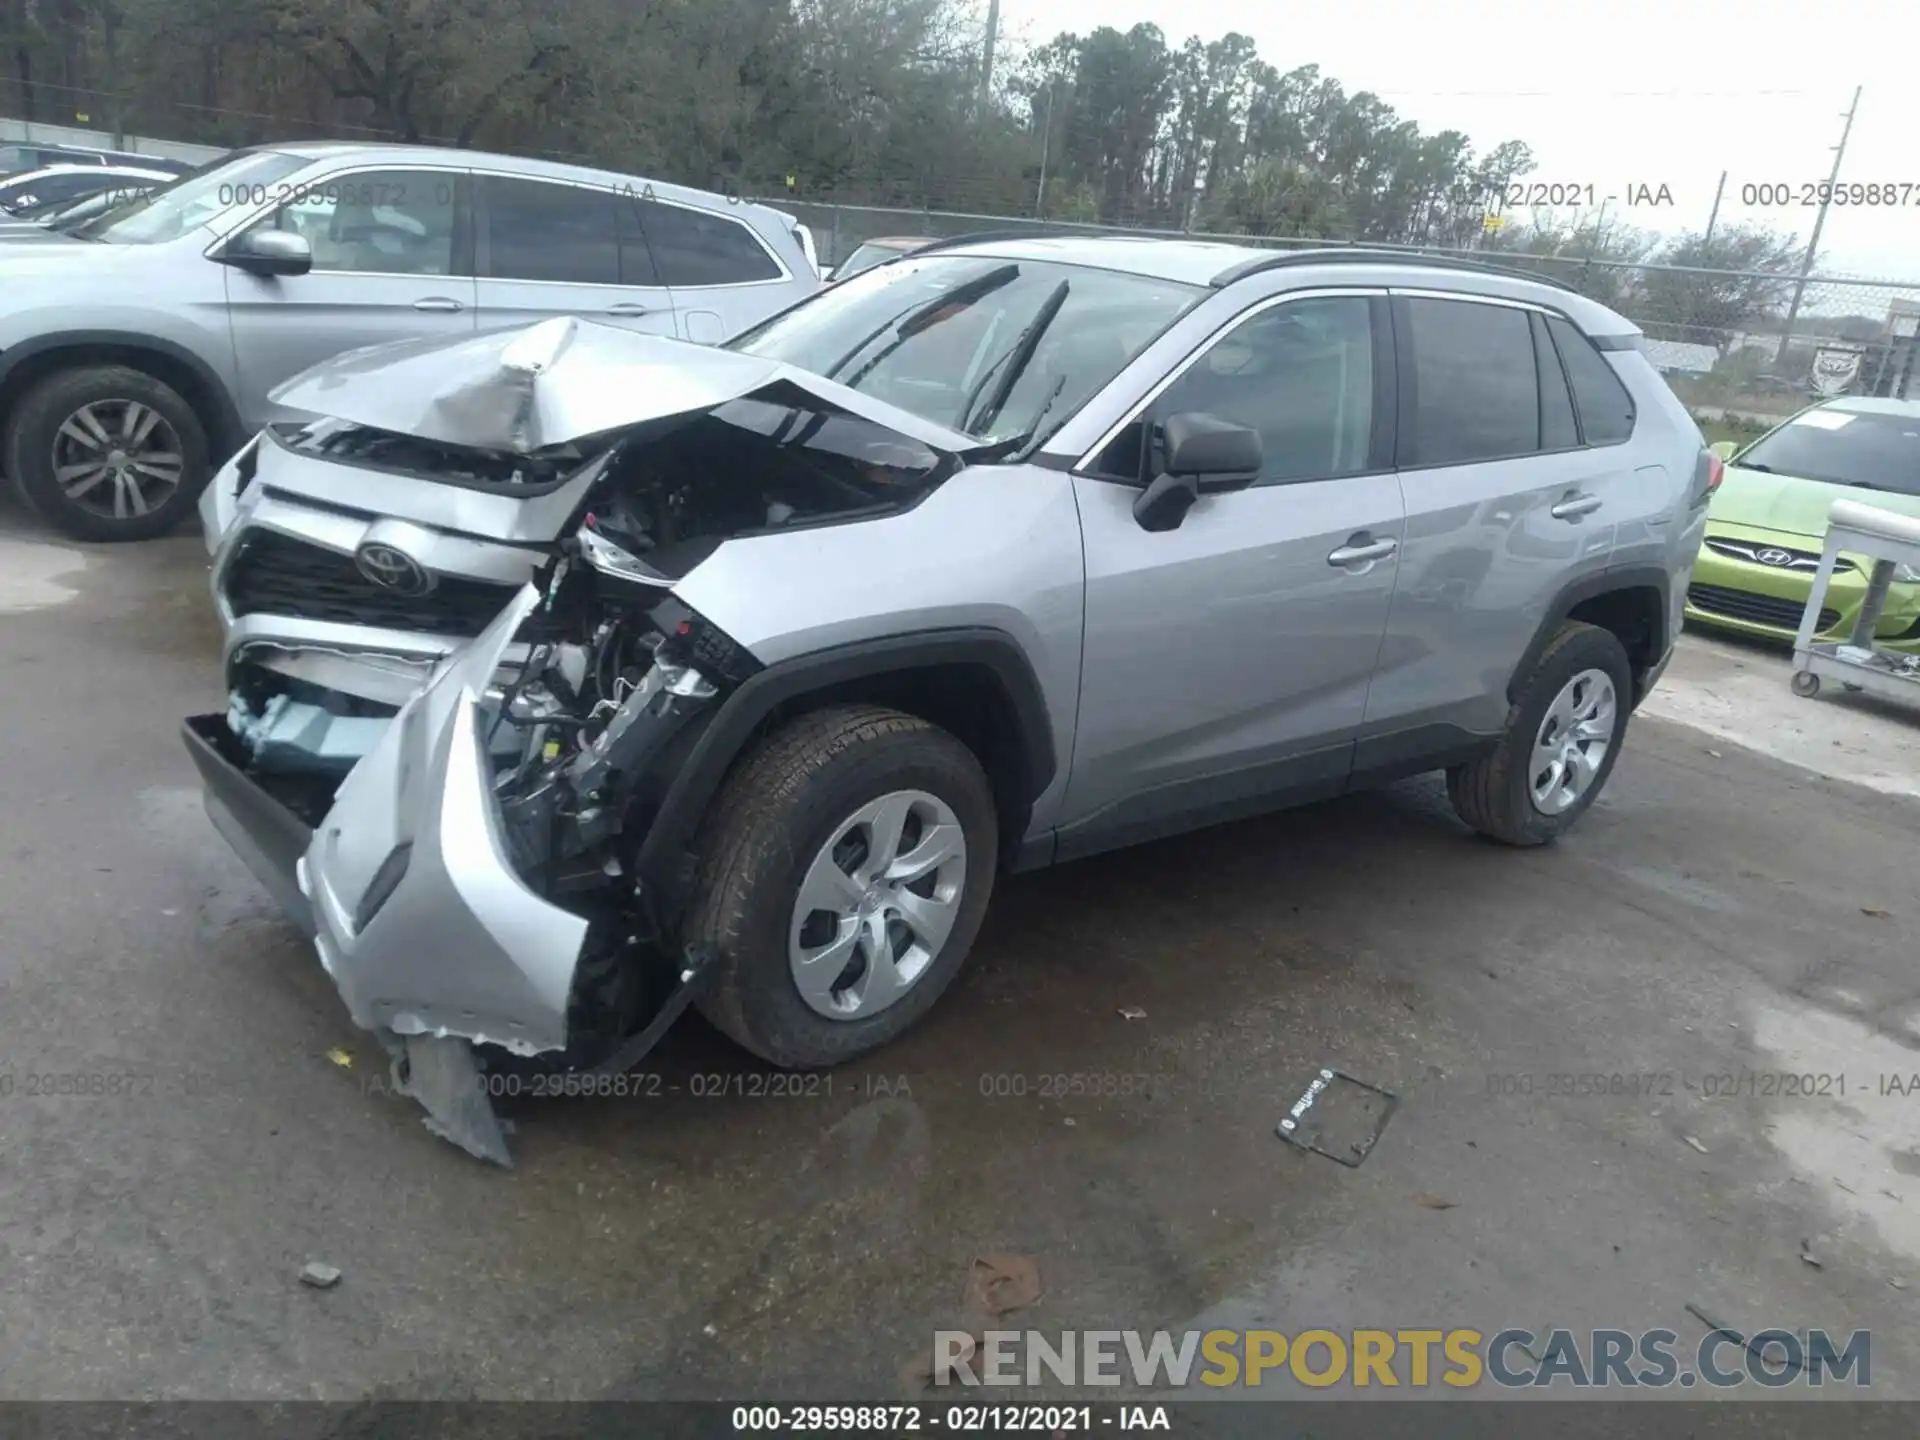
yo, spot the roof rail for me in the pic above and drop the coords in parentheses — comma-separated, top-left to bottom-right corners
(909, 226, 1160, 255)
(1210, 245, 1582, 294)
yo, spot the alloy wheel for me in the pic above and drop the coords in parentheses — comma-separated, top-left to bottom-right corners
(49, 399, 186, 520)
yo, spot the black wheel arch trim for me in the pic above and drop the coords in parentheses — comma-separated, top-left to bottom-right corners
(0, 329, 244, 454)
(634, 625, 1057, 912)
(1508, 563, 1672, 705)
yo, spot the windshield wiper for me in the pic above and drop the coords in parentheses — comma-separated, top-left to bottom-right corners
(1741, 462, 1774, 472)
(824, 263, 1021, 387)
(958, 279, 1070, 437)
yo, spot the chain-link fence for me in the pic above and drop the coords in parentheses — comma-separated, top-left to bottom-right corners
(770, 198, 1920, 427)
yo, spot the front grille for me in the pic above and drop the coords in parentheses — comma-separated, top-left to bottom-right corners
(1703, 538, 1853, 574)
(224, 530, 518, 637)
(1688, 582, 1838, 634)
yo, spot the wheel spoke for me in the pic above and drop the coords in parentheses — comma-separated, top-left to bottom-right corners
(131, 458, 182, 483)
(892, 886, 959, 954)
(857, 911, 907, 1004)
(1565, 744, 1599, 792)
(58, 416, 108, 451)
(862, 792, 913, 879)
(794, 847, 864, 917)
(883, 822, 963, 886)
(121, 402, 155, 445)
(792, 923, 861, 1007)
(58, 463, 112, 497)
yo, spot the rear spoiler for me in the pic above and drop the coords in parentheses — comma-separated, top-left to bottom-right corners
(757, 204, 820, 278)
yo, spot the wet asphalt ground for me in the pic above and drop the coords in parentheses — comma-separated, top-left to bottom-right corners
(2, 503, 1918, 1409)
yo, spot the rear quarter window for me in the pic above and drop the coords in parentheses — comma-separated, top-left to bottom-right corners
(1546, 316, 1636, 446)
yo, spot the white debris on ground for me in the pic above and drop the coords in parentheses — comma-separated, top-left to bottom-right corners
(1643, 631, 1920, 798)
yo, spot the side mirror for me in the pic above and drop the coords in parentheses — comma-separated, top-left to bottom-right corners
(219, 227, 312, 277)
(1131, 412, 1263, 532)
(1161, 411, 1263, 491)
(1709, 439, 1739, 461)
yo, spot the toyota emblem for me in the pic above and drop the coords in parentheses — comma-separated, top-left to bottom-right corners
(354, 541, 434, 595)
(1756, 548, 1794, 567)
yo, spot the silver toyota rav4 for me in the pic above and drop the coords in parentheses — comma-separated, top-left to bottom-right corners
(185, 236, 1715, 1163)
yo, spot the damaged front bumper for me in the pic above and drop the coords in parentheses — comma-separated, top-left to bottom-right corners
(185, 585, 668, 1165)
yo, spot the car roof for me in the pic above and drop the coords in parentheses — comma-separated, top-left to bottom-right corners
(261, 142, 782, 224)
(917, 235, 1637, 334)
(1824, 396, 1920, 418)
(857, 236, 931, 251)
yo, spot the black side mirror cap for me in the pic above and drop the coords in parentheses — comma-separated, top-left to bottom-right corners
(1160, 411, 1262, 492)
(218, 228, 312, 277)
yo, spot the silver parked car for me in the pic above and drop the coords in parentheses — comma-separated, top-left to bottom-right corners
(0, 143, 820, 542)
(0, 162, 174, 222)
(183, 237, 1714, 1163)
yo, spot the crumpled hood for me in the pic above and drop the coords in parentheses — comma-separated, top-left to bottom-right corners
(1710, 464, 1920, 541)
(267, 314, 977, 457)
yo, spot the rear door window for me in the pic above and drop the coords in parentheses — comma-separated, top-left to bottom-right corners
(1401, 297, 1542, 466)
(481, 176, 619, 285)
(640, 200, 783, 286)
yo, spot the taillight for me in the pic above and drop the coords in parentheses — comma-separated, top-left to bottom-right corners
(1692, 448, 1724, 508)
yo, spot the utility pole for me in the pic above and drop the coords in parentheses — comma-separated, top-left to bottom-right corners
(1703, 169, 1726, 246)
(1776, 85, 1862, 365)
(1033, 79, 1056, 218)
(978, 0, 1001, 117)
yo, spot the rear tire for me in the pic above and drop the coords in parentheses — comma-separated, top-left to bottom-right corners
(5, 365, 211, 542)
(1448, 621, 1633, 846)
(685, 704, 998, 1069)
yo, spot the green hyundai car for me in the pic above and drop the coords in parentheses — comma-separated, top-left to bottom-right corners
(1688, 397, 1920, 652)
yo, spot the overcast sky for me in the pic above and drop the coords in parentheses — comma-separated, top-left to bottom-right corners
(1003, 0, 1917, 281)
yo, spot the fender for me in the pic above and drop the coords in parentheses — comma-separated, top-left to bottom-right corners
(0, 329, 245, 453)
(1507, 562, 1672, 704)
(634, 626, 1057, 913)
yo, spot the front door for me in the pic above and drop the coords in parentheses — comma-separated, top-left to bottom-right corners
(1060, 291, 1405, 857)
(222, 167, 477, 431)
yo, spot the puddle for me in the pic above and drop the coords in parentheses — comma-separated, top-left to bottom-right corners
(0, 537, 87, 612)
(1751, 999, 1920, 1264)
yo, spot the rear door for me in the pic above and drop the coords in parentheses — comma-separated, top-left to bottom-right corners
(473, 174, 678, 338)
(222, 166, 477, 430)
(1061, 289, 1405, 853)
(637, 195, 796, 343)
(1360, 292, 1620, 748)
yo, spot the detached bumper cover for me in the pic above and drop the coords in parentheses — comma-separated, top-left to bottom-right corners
(300, 583, 589, 1058)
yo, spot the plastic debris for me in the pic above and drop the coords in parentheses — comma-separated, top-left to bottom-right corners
(1413, 1194, 1457, 1210)
(1118, 1006, 1147, 1021)
(299, 1262, 342, 1289)
(326, 1048, 353, 1069)
(1684, 1136, 1709, 1154)
(965, 1254, 1043, 1317)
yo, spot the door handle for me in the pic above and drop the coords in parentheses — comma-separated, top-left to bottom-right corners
(606, 302, 651, 316)
(1327, 536, 1398, 567)
(412, 297, 464, 313)
(1551, 492, 1603, 520)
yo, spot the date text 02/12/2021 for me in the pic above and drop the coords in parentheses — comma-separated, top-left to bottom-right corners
(1481, 1071, 1920, 1099)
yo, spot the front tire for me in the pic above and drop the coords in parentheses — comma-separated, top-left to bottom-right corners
(1448, 621, 1633, 846)
(5, 365, 211, 542)
(685, 705, 999, 1069)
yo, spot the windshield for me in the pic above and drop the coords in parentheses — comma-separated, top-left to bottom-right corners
(70, 150, 307, 244)
(1736, 408, 1920, 497)
(45, 187, 146, 229)
(732, 253, 1202, 444)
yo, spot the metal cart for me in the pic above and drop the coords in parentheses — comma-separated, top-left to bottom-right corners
(1791, 497, 1920, 706)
